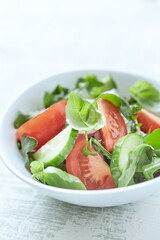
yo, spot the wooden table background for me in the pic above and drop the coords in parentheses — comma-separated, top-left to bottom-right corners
(1, 0, 160, 239)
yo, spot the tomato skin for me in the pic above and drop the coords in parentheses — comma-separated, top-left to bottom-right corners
(97, 99, 127, 152)
(66, 134, 116, 190)
(137, 108, 160, 133)
(16, 100, 67, 149)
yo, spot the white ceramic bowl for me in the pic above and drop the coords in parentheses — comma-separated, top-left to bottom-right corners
(1, 70, 160, 207)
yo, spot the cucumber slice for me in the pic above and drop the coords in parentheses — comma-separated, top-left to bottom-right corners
(33, 126, 78, 167)
(111, 133, 144, 187)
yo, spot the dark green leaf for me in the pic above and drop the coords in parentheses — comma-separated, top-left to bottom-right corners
(14, 111, 41, 129)
(21, 134, 38, 166)
(44, 85, 69, 108)
(75, 74, 117, 98)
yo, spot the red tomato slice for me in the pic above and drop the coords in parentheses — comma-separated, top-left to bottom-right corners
(66, 134, 116, 190)
(97, 99, 127, 152)
(16, 100, 67, 149)
(136, 108, 160, 133)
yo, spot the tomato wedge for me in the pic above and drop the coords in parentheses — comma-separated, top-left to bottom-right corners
(97, 99, 127, 152)
(136, 108, 160, 133)
(66, 134, 116, 190)
(16, 100, 67, 149)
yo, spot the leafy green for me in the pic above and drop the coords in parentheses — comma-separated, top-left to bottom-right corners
(82, 137, 112, 161)
(21, 134, 38, 166)
(129, 80, 160, 116)
(66, 92, 106, 131)
(117, 144, 153, 187)
(43, 74, 117, 108)
(30, 161, 86, 190)
(30, 161, 44, 174)
(132, 144, 154, 173)
(144, 129, 160, 150)
(75, 74, 116, 98)
(82, 139, 98, 157)
(91, 138, 112, 160)
(155, 149, 160, 157)
(14, 111, 41, 129)
(44, 85, 69, 108)
(142, 157, 160, 180)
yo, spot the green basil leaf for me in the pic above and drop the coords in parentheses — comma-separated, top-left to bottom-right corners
(44, 85, 69, 108)
(14, 111, 41, 129)
(129, 80, 160, 116)
(31, 161, 86, 190)
(66, 92, 106, 131)
(144, 129, 160, 150)
(21, 134, 38, 166)
(142, 157, 160, 180)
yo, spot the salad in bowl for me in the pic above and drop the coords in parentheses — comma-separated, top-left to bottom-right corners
(13, 73, 160, 191)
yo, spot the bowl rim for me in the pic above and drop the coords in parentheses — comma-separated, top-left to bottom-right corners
(0, 68, 160, 196)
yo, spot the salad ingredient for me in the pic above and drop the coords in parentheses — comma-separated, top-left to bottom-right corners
(66, 92, 106, 132)
(97, 99, 127, 152)
(136, 108, 160, 133)
(75, 74, 116, 98)
(129, 80, 160, 116)
(32, 126, 78, 167)
(111, 134, 144, 187)
(66, 134, 116, 190)
(31, 161, 86, 190)
(21, 134, 38, 166)
(44, 75, 117, 108)
(133, 144, 154, 173)
(90, 137, 112, 160)
(144, 129, 160, 149)
(44, 85, 69, 108)
(14, 111, 41, 129)
(142, 157, 160, 180)
(16, 100, 67, 149)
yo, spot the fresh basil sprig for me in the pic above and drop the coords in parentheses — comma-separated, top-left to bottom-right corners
(66, 92, 106, 132)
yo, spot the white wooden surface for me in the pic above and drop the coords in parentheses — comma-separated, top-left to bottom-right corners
(1, 0, 160, 239)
